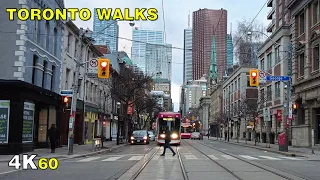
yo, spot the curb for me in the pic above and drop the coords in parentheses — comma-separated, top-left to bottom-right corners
(0, 144, 128, 163)
(210, 139, 306, 157)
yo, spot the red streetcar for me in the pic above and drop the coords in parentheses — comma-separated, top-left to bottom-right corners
(155, 112, 181, 146)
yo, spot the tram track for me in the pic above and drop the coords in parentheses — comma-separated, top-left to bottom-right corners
(128, 145, 188, 180)
(186, 140, 305, 180)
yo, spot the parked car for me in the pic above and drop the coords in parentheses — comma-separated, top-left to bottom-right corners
(148, 131, 155, 141)
(191, 132, 203, 140)
(130, 130, 150, 145)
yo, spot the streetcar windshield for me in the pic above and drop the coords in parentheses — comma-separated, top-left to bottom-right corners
(159, 118, 180, 134)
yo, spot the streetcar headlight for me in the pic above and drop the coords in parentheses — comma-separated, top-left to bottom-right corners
(160, 134, 165, 138)
(171, 133, 178, 139)
(130, 136, 135, 140)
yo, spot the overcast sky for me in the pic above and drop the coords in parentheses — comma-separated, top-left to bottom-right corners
(65, 0, 270, 112)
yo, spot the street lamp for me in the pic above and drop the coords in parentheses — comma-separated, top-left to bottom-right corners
(116, 101, 121, 145)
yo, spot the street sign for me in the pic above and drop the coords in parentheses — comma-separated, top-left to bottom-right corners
(288, 101, 293, 119)
(266, 76, 290, 81)
(259, 70, 266, 83)
(88, 58, 98, 74)
(263, 108, 270, 121)
(61, 90, 73, 97)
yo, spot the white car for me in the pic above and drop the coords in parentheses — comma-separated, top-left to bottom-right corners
(148, 131, 155, 141)
(191, 132, 203, 140)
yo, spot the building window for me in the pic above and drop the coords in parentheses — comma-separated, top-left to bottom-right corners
(267, 85, 272, 101)
(299, 12, 305, 35)
(34, 20, 38, 42)
(261, 59, 265, 70)
(42, 61, 47, 88)
(275, 46, 280, 64)
(238, 78, 240, 89)
(314, 45, 320, 71)
(74, 39, 79, 57)
(260, 89, 265, 102)
(51, 65, 56, 91)
(299, 53, 305, 76)
(53, 28, 58, 56)
(275, 82, 280, 98)
(45, 21, 50, 51)
(313, 1, 319, 25)
(32, 55, 38, 84)
(67, 33, 72, 53)
(267, 53, 272, 69)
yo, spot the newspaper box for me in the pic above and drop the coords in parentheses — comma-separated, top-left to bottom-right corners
(278, 132, 287, 151)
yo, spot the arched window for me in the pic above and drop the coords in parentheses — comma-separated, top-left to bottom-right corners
(32, 55, 38, 84)
(45, 21, 50, 51)
(53, 28, 58, 56)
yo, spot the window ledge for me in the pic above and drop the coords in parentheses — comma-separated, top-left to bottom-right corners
(311, 70, 319, 76)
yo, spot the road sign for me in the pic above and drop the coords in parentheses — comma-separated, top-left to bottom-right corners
(288, 101, 293, 119)
(88, 58, 98, 74)
(266, 76, 290, 81)
(61, 90, 73, 97)
(259, 70, 266, 83)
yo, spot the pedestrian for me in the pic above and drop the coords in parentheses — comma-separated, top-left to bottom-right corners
(207, 131, 210, 139)
(225, 131, 227, 141)
(231, 132, 233, 139)
(48, 124, 59, 153)
(161, 126, 176, 156)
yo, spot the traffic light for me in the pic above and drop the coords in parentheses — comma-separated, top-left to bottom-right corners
(249, 69, 259, 87)
(62, 96, 70, 108)
(98, 58, 110, 79)
(292, 103, 298, 114)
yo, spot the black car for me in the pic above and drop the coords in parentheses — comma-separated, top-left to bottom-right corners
(130, 130, 150, 145)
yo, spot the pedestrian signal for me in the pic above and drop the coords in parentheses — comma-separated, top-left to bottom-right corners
(98, 59, 110, 79)
(249, 69, 259, 87)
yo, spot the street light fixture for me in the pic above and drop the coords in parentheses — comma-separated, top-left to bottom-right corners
(116, 102, 121, 145)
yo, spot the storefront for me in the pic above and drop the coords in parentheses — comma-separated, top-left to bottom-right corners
(84, 105, 98, 144)
(0, 80, 62, 154)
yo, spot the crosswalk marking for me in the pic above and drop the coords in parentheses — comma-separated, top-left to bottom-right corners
(184, 155, 197, 159)
(152, 155, 160, 160)
(102, 156, 123, 161)
(77, 157, 101, 162)
(239, 155, 259, 160)
(128, 156, 144, 160)
(221, 155, 238, 160)
(259, 156, 281, 160)
(278, 156, 302, 160)
(208, 155, 219, 160)
(165, 155, 176, 159)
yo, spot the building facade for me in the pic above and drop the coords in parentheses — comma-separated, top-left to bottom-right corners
(145, 43, 172, 80)
(199, 96, 210, 134)
(192, 8, 227, 80)
(183, 28, 193, 84)
(93, 9, 119, 52)
(288, 0, 320, 147)
(131, 29, 164, 73)
(0, 0, 64, 154)
(209, 84, 223, 137)
(227, 34, 234, 69)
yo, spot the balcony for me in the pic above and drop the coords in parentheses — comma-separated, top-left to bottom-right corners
(267, 7, 275, 20)
(267, 19, 275, 33)
(267, 0, 273, 7)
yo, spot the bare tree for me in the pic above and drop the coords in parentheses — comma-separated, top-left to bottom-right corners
(132, 93, 158, 129)
(110, 66, 153, 142)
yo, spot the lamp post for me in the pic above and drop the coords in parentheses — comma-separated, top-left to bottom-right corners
(116, 101, 121, 145)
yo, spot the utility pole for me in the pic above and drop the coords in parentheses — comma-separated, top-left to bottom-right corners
(228, 87, 230, 142)
(285, 43, 293, 152)
(68, 28, 85, 155)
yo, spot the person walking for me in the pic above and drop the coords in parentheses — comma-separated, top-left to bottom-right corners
(48, 124, 59, 153)
(161, 126, 176, 156)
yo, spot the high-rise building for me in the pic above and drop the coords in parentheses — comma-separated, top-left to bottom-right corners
(226, 34, 233, 69)
(183, 28, 192, 84)
(192, 8, 227, 80)
(131, 29, 164, 73)
(93, 9, 119, 52)
(145, 43, 172, 80)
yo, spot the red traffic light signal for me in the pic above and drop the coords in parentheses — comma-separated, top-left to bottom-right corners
(249, 69, 259, 87)
(98, 59, 110, 78)
(292, 103, 298, 109)
(63, 97, 69, 103)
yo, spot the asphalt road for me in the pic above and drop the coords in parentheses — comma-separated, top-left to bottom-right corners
(0, 142, 155, 180)
(200, 138, 320, 180)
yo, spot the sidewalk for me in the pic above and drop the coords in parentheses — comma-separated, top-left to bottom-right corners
(209, 137, 320, 158)
(0, 141, 127, 162)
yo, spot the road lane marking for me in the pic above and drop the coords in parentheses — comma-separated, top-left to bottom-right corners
(278, 156, 302, 160)
(259, 156, 281, 160)
(239, 155, 259, 160)
(221, 155, 238, 160)
(184, 155, 197, 159)
(102, 156, 123, 161)
(77, 157, 101, 162)
(164, 155, 176, 159)
(208, 155, 219, 160)
(128, 156, 144, 160)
